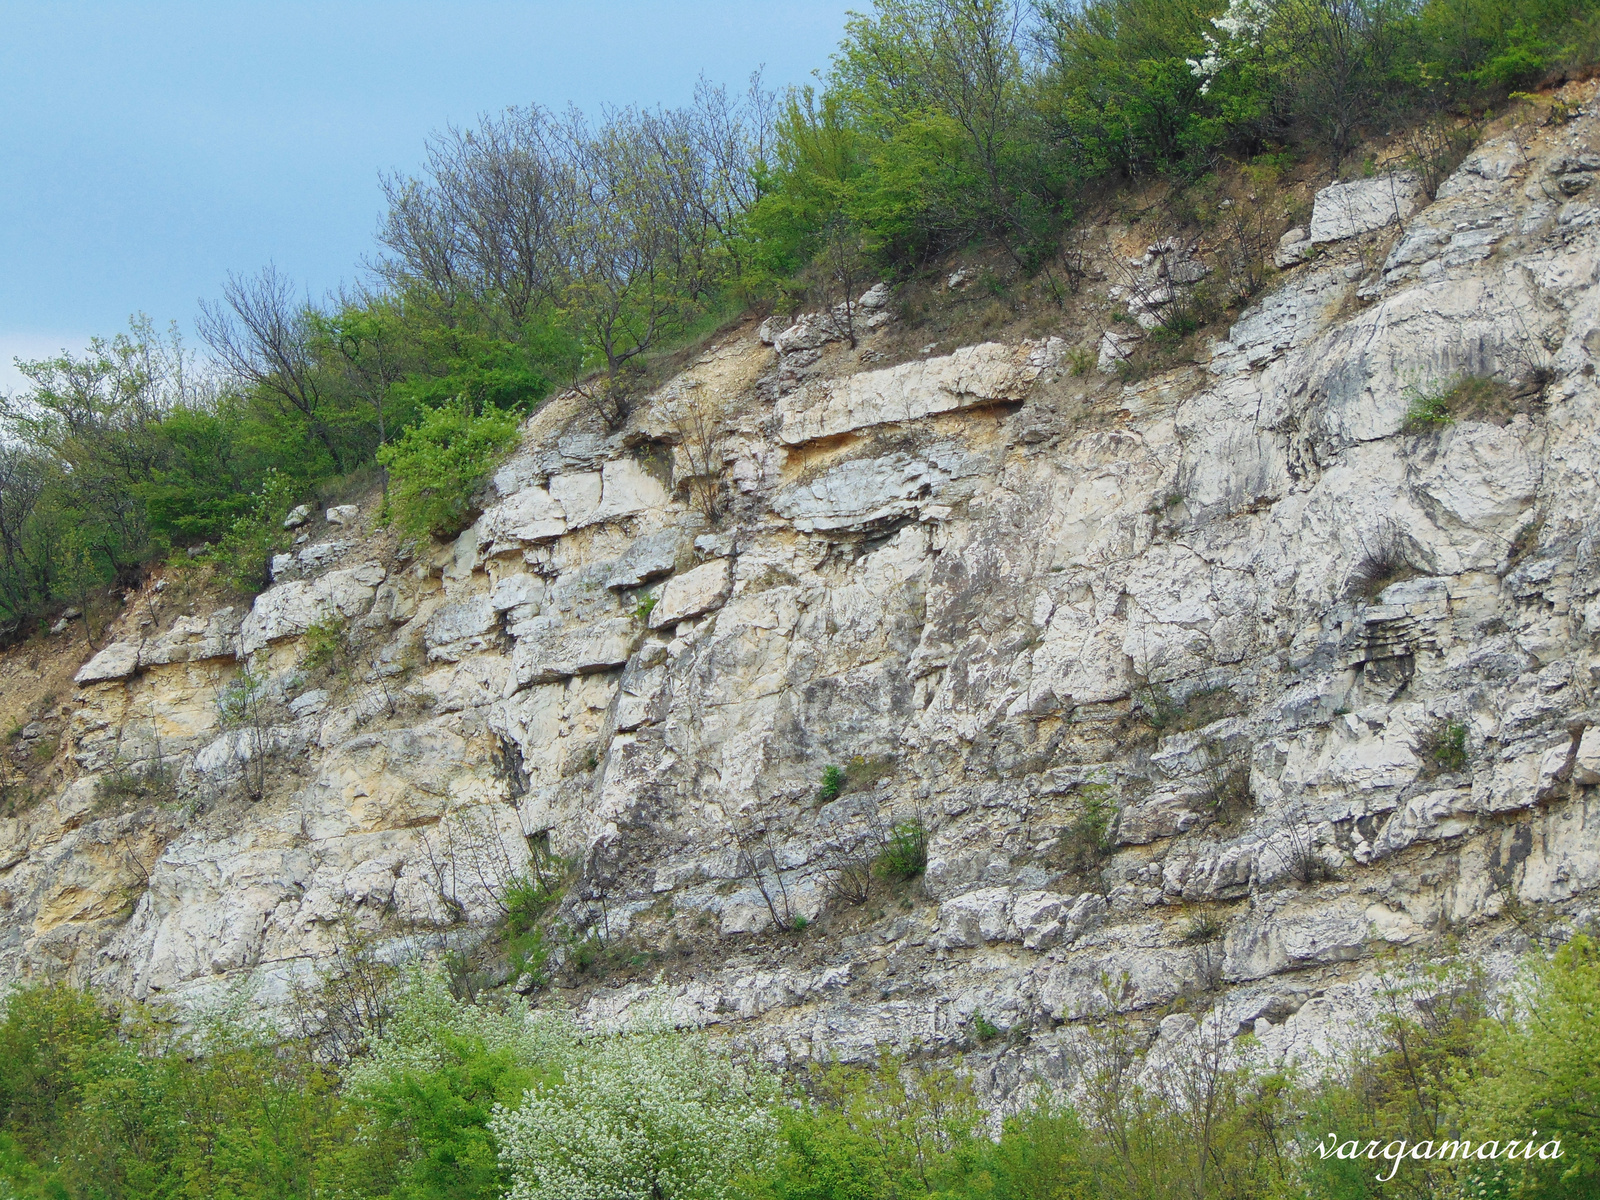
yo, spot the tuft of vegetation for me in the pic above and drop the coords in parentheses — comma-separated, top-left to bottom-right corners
(1404, 374, 1531, 434)
(873, 817, 929, 882)
(1058, 783, 1117, 876)
(299, 613, 350, 677)
(1419, 719, 1471, 776)
(817, 763, 846, 802)
(1350, 519, 1425, 601)
(94, 759, 180, 812)
(1180, 907, 1227, 944)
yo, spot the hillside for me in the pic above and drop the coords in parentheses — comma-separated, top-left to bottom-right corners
(0, 83, 1595, 1115)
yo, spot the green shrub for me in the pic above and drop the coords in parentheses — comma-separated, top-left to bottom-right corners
(817, 764, 846, 802)
(873, 818, 928, 881)
(1455, 935, 1600, 1197)
(376, 396, 523, 539)
(1059, 784, 1117, 876)
(299, 613, 347, 675)
(207, 468, 296, 593)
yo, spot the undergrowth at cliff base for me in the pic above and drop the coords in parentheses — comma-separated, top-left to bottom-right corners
(0, 936, 1595, 1198)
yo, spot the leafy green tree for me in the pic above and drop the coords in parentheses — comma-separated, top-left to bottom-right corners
(1454, 935, 1600, 1199)
(340, 971, 574, 1200)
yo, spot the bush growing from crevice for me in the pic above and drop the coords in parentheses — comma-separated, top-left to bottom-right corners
(1418, 719, 1470, 776)
(1058, 784, 1117, 877)
(873, 818, 929, 882)
(376, 396, 523, 539)
(1349, 519, 1427, 601)
(817, 763, 846, 802)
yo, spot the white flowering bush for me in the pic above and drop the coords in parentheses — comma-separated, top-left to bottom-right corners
(344, 967, 577, 1094)
(490, 1025, 781, 1200)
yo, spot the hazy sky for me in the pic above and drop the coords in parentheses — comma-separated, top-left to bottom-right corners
(0, 1, 855, 390)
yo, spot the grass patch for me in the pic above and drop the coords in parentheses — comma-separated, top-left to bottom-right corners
(1403, 375, 1529, 433)
(843, 754, 895, 792)
(1174, 686, 1241, 733)
(95, 760, 180, 812)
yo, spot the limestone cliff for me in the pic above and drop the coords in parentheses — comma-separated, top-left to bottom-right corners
(9, 94, 1600, 1098)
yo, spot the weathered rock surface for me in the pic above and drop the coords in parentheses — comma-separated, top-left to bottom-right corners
(10, 96, 1600, 1100)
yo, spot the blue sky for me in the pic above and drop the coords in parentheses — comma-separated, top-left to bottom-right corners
(0, 1, 854, 390)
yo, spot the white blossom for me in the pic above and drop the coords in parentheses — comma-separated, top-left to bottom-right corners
(491, 1025, 780, 1200)
(1188, 0, 1274, 94)
(345, 968, 578, 1096)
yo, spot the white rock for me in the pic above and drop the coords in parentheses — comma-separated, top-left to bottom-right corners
(75, 641, 141, 684)
(1308, 172, 1423, 245)
(607, 529, 685, 589)
(509, 616, 638, 689)
(138, 608, 240, 667)
(777, 340, 1056, 444)
(1575, 727, 1600, 786)
(479, 485, 567, 553)
(282, 504, 312, 529)
(858, 282, 892, 310)
(239, 562, 386, 654)
(324, 504, 359, 526)
(1098, 328, 1140, 372)
(1274, 226, 1310, 268)
(773, 454, 950, 533)
(649, 559, 733, 629)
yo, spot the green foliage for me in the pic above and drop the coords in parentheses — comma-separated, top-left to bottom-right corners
(1454, 935, 1600, 1198)
(342, 971, 574, 1200)
(300, 614, 350, 676)
(1404, 380, 1459, 431)
(0, 938, 1595, 1200)
(1420, 719, 1471, 775)
(818, 764, 846, 802)
(1058, 784, 1117, 876)
(753, 1052, 982, 1200)
(873, 818, 928, 882)
(207, 467, 297, 593)
(377, 398, 523, 538)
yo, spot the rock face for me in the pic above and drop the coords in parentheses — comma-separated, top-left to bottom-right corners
(9, 100, 1600, 1096)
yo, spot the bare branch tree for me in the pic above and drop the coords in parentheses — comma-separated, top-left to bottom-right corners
(198, 266, 343, 467)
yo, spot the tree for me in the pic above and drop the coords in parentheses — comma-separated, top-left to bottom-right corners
(377, 107, 567, 333)
(1456, 935, 1600, 1198)
(558, 106, 721, 427)
(199, 265, 345, 470)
